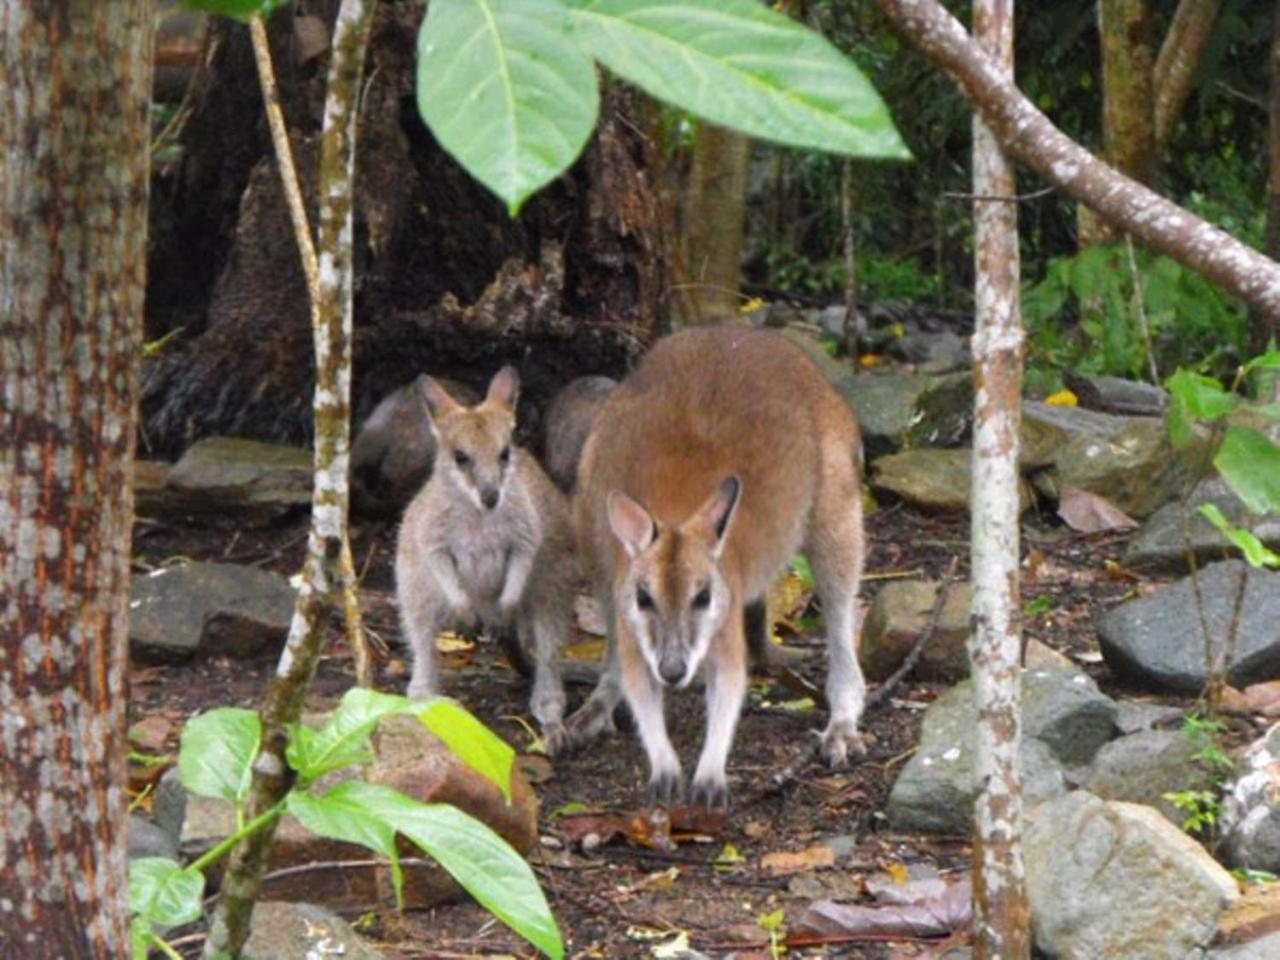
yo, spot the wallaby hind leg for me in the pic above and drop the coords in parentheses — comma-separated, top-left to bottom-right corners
(525, 601, 569, 755)
(805, 448, 867, 767)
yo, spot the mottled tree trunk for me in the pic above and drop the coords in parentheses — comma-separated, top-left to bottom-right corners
(1081, 0, 1156, 247)
(1154, 0, 1224, 148)
(1262, 0, 1280, 357)
(201, 3, 375, 957)
(969, 0, 1030, 956)
(0, 1, 154, 956)
(677, 123, 750, 324)
(872, 0, 1280, 319)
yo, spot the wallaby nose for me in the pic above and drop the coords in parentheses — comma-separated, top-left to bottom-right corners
(480, 487, 499, 509)
(658, 654, 685, 686)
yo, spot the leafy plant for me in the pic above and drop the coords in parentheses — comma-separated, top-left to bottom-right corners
(757, 907, 787, 960)
(129, 689, 563, 959)
(1163, 713, 1234, 839)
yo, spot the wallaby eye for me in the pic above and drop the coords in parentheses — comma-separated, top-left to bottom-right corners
(636, 586, 655, 611)
(499, 446, 511, 465)
(453, 450, 471, 468)
(692, 587, 711, 610)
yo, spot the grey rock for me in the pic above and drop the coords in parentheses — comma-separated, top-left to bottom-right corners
(1222, 724, 1280, 873)
(127, 814, 178, 863)
(1085, 729, 1213, 826)
(1072, 374, 1170, 417)
(1114, 700, 1186, 735)
(1098, 560, 1280, 693)
(835, 370, 972, 456)
(1025, 791, 1238, 960)
(350, 376, 479, 518)
(1125, 478, 1280, 572)
(243, 902, 385, 960)
(129, 562, 296, 662)
(1019, 400, 1147, 473)
(860, 579, 973, 682)
(1048, 417, 1203, 518)
(887, 330, 969, 372)
(541, 375, 616, 493)
(871, 448, 1034, 513)
(152, 768, 186, 847)
(164, 436, 312, 519)
(809, 303, 865, 343)
(887, 669, 1116, 832)
(1210, 932, 1280, 960)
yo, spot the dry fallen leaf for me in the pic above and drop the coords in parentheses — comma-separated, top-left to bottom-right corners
(562, 637, 606, 662)
(761, 844, 837, 876)
(1057, 486, 1138, 534)
(434, 631, 475, 653)
(795, 878, 972, 939)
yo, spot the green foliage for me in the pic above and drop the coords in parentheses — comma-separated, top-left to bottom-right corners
(1199, 504, 1280, 570)
(418, 698, 516, 804)
(181, 0, 289, 21)
(1216, 426, 1280, 517)
(416, 0, 907, 214)
(1163, 713, 1234, 839)
(757, 907, 787, 960)
(1023, 245, 1248, 384)
(178, 707, 260, 811)
(1163, 789, 1224, 835)
(133, 691, 563, 959)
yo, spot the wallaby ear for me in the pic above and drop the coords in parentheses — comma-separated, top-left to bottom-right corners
(607, 490, 656, 558)
(690, 475, 741, 556)
(486, 366, 520, 412)
(419, 375, 461, 428)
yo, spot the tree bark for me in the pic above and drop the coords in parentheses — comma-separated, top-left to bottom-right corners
(969, 0, 1030, 956)
(1081, 0, 1156, 247)
(872, 0, 1280, 322)
(677, 122, 751, 324)
(1264, 0, 1280, 356)
(202, 3, 376, 956)
(1154, 0, 1224, 149)
(0, 1, 154, 956)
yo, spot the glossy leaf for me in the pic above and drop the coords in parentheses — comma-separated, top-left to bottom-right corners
(353, 784, 564, 958)
(286, 687, 421, 785)
(1198, 504, 1280, 569)
(416, 0, 599, 215)
(286, 783, 404, 905)
(1215, 426, 1280, 516)
(418, 698, 515, 804)
(129, 857, 206, 928)
(181, 0, 290, 22)
(178, 707, 261, 806)
(564, 0, 909, 159)
(1165, 369, 1237, 449)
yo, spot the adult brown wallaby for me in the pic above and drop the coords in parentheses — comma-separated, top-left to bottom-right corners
(567, 325, 867, 807)
(395, 367, 574, 750)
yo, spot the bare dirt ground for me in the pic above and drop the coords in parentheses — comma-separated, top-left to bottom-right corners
(127, 500, 1216, 959)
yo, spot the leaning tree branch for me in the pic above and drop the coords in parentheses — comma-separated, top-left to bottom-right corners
(1154, 0, 1224, 148)
(203, 3, 378, 956)
(872, 0, 1280, 322)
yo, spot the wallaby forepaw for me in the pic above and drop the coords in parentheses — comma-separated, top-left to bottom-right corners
(562, 699, 617, 749)
(817, 717, 866, 768)
(689, 776, 730, 811)
(646, 770, 684, 808)
(406, 678, 436, 702)
(541, 722, 570, 758)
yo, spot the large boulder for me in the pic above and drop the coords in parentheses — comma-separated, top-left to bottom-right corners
(870, 448, 1033, 513)
(1085, 729, 1214, 827)
(1025, 791, 1238, 960)
(1125, 478, 1280, 572)
(835, 370, 972, 456)
(1222, 723, 1280, 874)
(162, 436, 313, 519)
(1098, 560, 1280, 693)
(170, 711, 539, 910)
(129, 562, 296, 662)
(887, 669, 1117, 833)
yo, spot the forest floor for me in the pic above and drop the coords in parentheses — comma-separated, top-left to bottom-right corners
(127, 500, 1220, 959)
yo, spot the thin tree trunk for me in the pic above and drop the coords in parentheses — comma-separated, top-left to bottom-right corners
(0, 1, 154, 955)
(202, 3, 376, 956)
(872, 0, 1280, 321)
(841, 156, 860, 357)
(1263, 0, 1280, 355)
(677, 122, 751, 324)
(1081, 0, 1156, 247)
(1154, 0, 1224, 149)
(969, 0, 1030, 955)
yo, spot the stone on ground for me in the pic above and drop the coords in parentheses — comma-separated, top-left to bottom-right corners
(1098, 560, 1280, 693)
(163, 436, 312, 519)
(836, 370, 972, 456)
(1125, 478, 1280, 572)
(1085, 729, 1214, 827)
(243, 902, 385, 960)
(1025, 791, 1238, 960)
(860, 580, 973, 682)
(127, 814, 178, 863)
(1210, 883, 1280, 959)
(129, 562, 296, 661)
(1222, 723, 1280, 874)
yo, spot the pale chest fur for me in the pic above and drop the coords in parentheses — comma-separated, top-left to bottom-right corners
(433, 483, 541, 608)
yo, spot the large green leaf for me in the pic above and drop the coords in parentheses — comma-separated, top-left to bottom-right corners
(181, 0, 290, 22)
(564, 0, 909, 159)
(128, 857, 206, 928)
(354, 785, 564, 959)
(1243, 350, 1280, 374)
(416, 0, 600, 215)
(1215, 426, 1280, 516)
(286, 783, 405, 905)
(286, 688, 420, 786)
(1198, 504, 1280, 569)
(178, 708, 261, 806)
(418, 699, 515, 804)
(1165, 369, 1237, 450)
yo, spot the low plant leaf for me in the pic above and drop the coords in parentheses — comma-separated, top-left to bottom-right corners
(181, 0, 290, 22)
(286, 783, 404, 905)
(564, 0, 909, 159)
(1243, 350, 1280, 374)
(178, 707, 260, 805)
(1198, 504, 1280, 569)
(418, 698, 515, 804)
(351, 784, 564, 959)
(1215, 426, 1280, 516)
(416, 0, 599, 215)
(128, 857, 206, 928)
(286, 687, 420, 785)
